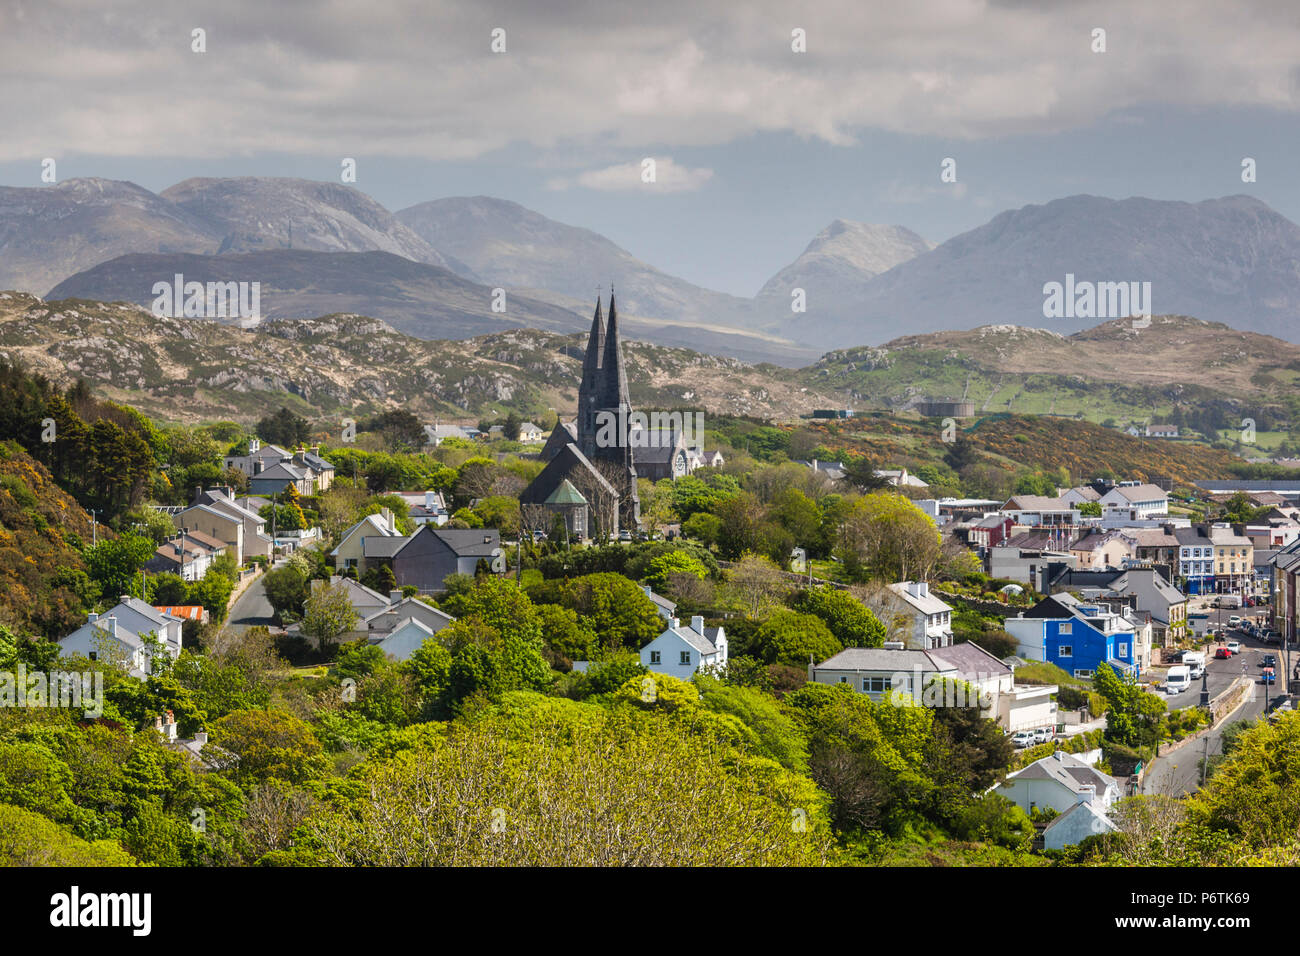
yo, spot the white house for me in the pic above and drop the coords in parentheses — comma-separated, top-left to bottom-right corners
(808, 642, 1058, 732)
(363, 597, 455, 645)
(994, 751, 1121, 815)
(887, 580, 953, 649)
(641, 585, 677, 622)
(1042, 800, 1120, 850)
(371, 616, 440, 662)
(640, 616, 727, 679)
(58, 597, 184, 676)
(1098, 482, 1169, 520)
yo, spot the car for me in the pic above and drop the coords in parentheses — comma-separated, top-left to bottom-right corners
(1031, 728, 1054, 744)
(1262, 654, 1278, 668)
(1261, 669, 1277, 684)
(1189, 663, 1205, 679)
(1215, 647, 1233, 659)
(1226, 639, 1242, 654)
(1229, 615, 1243, 627)
(617, 530, 633, 542)
(1010, 731, 1035, 749)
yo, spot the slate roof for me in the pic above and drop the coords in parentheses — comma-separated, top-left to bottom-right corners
(1010, 751, 1118, 796)
(363, 535, 412, 558)
(814, 648, 941, 672)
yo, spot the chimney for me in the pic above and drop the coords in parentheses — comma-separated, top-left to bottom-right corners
(670, 617, 680, 629)
(153, 716, 163, 733)
(250, 437, 260, 454)
(426, 490, 436, 509)
(164, 710, 177, 741)
(106, 616, 118, 637)
(389, 590, 403, 605)
(381, 506, 393, 531)
(1077, 783, 1096, 806)
(87, 612, 98, 624)
(311, 445, 320, 457)
(193, 485, 202, 504)
(691, 615, 705, 634)
(194, 731, 208, 746)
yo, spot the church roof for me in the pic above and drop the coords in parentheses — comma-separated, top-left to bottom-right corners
(544, 479, 588, 506)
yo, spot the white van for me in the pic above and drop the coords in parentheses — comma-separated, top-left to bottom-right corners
(1165, 665, 1191, 695)
(1181, 651, 1206, 679)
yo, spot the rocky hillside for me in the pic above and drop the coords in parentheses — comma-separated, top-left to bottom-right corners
(0, 292, 849, 425)
(804, 315, 1300, 428)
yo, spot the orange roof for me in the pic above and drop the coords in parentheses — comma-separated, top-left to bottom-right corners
(154, 605, 207, 621)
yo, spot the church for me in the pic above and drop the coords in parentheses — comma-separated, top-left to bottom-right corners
(520, 292, 716, 541)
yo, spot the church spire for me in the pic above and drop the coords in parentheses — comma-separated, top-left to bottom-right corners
(602, 287, 630, 409)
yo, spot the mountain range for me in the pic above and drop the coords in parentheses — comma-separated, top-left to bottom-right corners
(4, 177, 1300, 363)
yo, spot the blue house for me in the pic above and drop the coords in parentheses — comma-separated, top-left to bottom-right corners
(1006, 594, 1141, 679)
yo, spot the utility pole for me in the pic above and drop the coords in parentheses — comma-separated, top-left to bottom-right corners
(89, 509, 98, 546)
(1201, 734, 1210, 787)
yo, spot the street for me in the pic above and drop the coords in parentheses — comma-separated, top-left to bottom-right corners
(1142, 625, 1276, 796)
(226, 573, 275, 632)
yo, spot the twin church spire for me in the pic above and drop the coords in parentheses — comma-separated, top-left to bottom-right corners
(577, 289, 632, 457)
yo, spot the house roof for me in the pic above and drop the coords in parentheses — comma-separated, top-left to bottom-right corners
(1042, 800, 1117, 836)
(1009, 751, 1118, 795)
(1104, 483, 1168, 502)
(252, 462, 307, 482)
(887, 581, 952, 616)
(178, 529, 228, 551)
(153, 605, 207, 621)
(422, 528, 501, 557)
(1002, 495, 1073, 512)
(363, 535, 412, 558)
(1066, 486, 1102, 501)
(815, 647, 942, 672)
(928, 641, 1012, 676)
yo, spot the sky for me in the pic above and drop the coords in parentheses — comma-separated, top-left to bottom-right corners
(4, 0, 1300, 297)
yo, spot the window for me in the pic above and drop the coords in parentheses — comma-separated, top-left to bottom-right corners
(1074, 669, 1094, 678)
(862, 676, 893, 693)
(838, 676, 848, 683)
(1118, 643, 1128, 657)
(1059, 645, 1073, 657)
(1059, 622, 1072, 635)
(88, 651, 97, 661)
(649, 651, 661, 664)
(679, 651, 691, 665)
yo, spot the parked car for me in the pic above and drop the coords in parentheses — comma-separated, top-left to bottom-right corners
(1229, 615, 1243, 627)
(1031, 728, 1053, 744)
(1226, 639, 1242, 654)
(1215, 647, 1233, 660)
(617, 530, 632, 542)
(1010, 731, 1035, 749)
(1262, 654, 1278, 669)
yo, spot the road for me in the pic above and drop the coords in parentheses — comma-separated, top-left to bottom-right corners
(1142, 627, 1275, 796)
(226, 572, 275, 631)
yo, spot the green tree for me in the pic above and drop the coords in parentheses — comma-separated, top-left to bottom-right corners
(211, 709, 328, 786)
(791, 585, 886, 648)
(754, 609, 842, 667)
(301, 581, 360, 651)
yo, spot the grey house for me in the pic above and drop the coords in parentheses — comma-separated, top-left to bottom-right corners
(390, 526, 503, 593)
